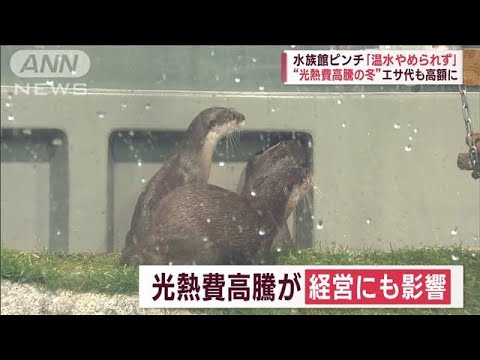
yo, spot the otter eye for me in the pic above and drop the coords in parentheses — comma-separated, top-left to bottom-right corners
(209, 120, 217, 129)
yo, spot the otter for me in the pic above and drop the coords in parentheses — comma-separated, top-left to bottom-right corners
(237, 139, 308, 250)
(122, 166, 313, 266)
(123, 107, 245, 254)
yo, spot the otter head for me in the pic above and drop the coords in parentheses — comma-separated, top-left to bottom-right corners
(242, 140, 307, 194)
(248, 166, 313, 224)
(187, 107, 245, 148)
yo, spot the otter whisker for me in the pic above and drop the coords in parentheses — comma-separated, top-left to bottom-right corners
(313, 185, 324, 199)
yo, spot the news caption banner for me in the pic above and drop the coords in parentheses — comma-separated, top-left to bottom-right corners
(281, 50, 464, 85)
(139, 265, 463, 308)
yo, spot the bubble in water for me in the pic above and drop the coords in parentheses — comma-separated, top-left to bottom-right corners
(341, 123, 346, 128)
(218, 161, 225, 167)
(210, 51, 215, 56)
(207, 218, 211, 223)
(259, 229, 266, 236)
(203, 236, 208, 242)
(238, 225, 243, 233)
(120, 103, 127, 111)
(232, 216, 236, 221)
(7, 93, 13, 100)
(451, 254, 459, 261)
(316, 221, 324, 230)
(22, 129, 32, 135)
(407, 123, 412, 127)
(97, 111, 106, 119)
(291, 45, 296, 48)
(276, 247, 282, 253)
(141, 178, 146, 183)
(128, 130, 135, 136)
(252, 57, 257, 63)
(298, 216, 303, 222)
(408, 136, 413, 141)
(366, 218, 371, 225)
(297, 250, 302, 254)
(271, 108, 276, 112)
(258, 86, 265, 91)
(56, 230, 61, 236)
(137, 160, 142, 167)
(394, 123, 401, 129)
(168, 261, 173, 266)
(404, 144, 412, 152)
(7, 115, 14, 121)
(472, 253, 476, 257)
(259, 133, 264, 141)
(360, 94, 365, 99)
(250, 191, 256, 197)
(413, 128, 418, 134)
(474, 235, 478, 242)
(71, 70, 77, 76)
(311, 215, 315, 220)
(145, 103, 151, 110)
(234, 78, 241, 83)
(337, 100, 342, 105)
(154, 246, 160, 252)
(52, 138, 63, 146)
(5, 101, 12, 108)
(215, 74, 220, 81)
(450, 227, 458, 236)
(46, 80, 54, 86)
(128, 145, 135, 151)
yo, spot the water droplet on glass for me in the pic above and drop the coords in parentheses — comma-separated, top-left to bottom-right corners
(366, 218, 371, 225)
(337, 100, 342, 105)
(234, 78, 241, 83)
(22, 129, 32, 135)
(5, 101, 12, 108)
(450, 227, 458, 236)
(219, 161, 225, 167)
(259, 229, 266, 236)
(97, 111, 106, 119)
(210, 51, 215, 56)
(145, 103, 151, 110)
(56, 230, 61, 236)
(310, 215, 315, 220)
(7, 115, 14, 121)
(137, 160, 142, 167)
(404, 144, 412, 152)
(207, 218, 211, 223)
(271, 108, 276, 113)
(360, 94, 365, 99)
(413, 128, 418, 134)
(276, 247, 282, 253)
(121, 103, 127, 111)
(408, 136, 413, 141)
(203, 236, 208, 242)
(250, 191, 256, 197)
(451, 254, 459, 261)
(141, 178, 146, 184)
(394, 123, 401, 129)
(258, 86, 265, 91)
(341, 123, 346, 128)
(252, 57, 257, 63)
(316, 221, 324, 230)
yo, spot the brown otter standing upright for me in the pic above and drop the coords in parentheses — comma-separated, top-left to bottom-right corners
(122, 166, 313, 266)
(123, 107, 245, 255)
(238, 140, 308, 249)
